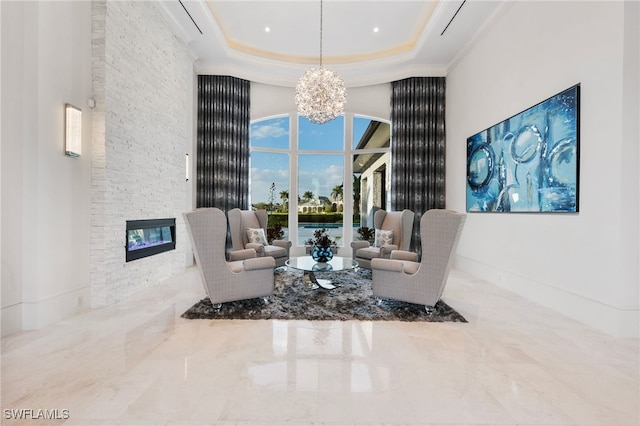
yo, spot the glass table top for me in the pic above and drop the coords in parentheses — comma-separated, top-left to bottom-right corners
(285, 256, 358, 272)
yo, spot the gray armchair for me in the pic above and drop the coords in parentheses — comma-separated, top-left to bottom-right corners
(183, 208, 275, 306)
(371, 209, 466, 313)
(228, 208, 292, 267)
(351, 209, 414, 269)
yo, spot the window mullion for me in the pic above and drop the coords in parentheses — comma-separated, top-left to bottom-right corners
(289, 113, 300, 253)
(251, 113, 390, 255)
(343, 112, 354, 254)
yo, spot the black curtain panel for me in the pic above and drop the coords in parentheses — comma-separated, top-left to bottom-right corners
(197, 75, 250, 211)
(391, 77, 446, 252)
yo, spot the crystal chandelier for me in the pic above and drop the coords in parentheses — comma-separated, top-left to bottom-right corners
(295, 0, 346, 125)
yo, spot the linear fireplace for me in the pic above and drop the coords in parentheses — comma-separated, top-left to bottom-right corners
(126, 218, 176, 262)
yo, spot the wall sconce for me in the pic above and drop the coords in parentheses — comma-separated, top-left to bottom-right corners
(185, 153, 190, 181)
(65, 103, 82, 157)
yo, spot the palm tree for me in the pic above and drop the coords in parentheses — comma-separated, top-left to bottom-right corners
(280, 190, 289, 212)
(331, 183, 343, 202)
(302, 191, 314, 203)
(267, 182, 276, 213)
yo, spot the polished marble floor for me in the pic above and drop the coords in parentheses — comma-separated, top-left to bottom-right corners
(2, 267, 639, 426)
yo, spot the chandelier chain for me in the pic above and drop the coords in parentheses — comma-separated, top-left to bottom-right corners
(319, 0, 323, 67)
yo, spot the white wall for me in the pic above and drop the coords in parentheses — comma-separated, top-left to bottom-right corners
(250, 83, 391, 122)
(1, 1, 93, 335)
(447, 1, 639, 337)
(1, 0, 194, 335)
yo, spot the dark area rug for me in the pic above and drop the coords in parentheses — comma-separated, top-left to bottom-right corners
(182, 268, 467, 322)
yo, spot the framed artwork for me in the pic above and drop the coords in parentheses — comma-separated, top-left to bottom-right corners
(466, 84, 580, 213)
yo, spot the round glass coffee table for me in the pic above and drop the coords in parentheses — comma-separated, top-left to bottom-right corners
(285, 256, 359, 290)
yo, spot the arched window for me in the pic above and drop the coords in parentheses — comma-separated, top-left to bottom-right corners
(250, 113, 390, 251)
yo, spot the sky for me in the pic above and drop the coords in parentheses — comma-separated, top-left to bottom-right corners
(249, 116, 370, 206)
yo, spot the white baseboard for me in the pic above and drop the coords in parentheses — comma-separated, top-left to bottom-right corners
(454, 255, 639, 338)
(2, 286, 90, 335)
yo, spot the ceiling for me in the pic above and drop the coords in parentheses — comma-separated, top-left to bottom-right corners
(159, 0, 505, 87)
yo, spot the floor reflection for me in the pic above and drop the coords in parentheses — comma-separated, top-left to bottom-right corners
(248, 321, 390, 394)
(3, 267, 638, 425)
(125, 304, 175, 369)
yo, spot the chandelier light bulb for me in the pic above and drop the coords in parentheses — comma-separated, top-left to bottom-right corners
(295, 67, 347, 125)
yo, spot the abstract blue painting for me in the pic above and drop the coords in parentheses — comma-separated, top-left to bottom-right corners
(466, 84, 580, 213)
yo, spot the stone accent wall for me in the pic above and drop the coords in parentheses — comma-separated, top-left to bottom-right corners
(91, 0, 192, 306)
(372, 172, 383, 211)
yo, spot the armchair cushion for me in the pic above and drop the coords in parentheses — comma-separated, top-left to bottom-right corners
(390, 250, 419, 262)
(263, 244, 287, 259)
(379, 244, 398, 256)
(228, 248, 257, 262)
(227, 260, 245, 274)
(398, 260, 420, 275)
(371, 258, 420, 274)
(370, 258, 403, 273)
(246, 228, 268, 245)
(356, 246, 383, 260)
(272, 240, 293, 250)
(374, 229, 394, 247)
(221, 257, 277, 274)
(245, 242, 266, 256)
(351, 240, 370, 251)
(244, 256, 276, 271)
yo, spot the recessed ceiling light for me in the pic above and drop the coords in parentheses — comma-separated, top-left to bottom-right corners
(373, 27, 379, 33)
(265, 26, 270, 33)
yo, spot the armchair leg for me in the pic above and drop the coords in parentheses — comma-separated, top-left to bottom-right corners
(262, 296, 270, 305)
(212, 303, 222, 310)
(425, 305, 435, 316)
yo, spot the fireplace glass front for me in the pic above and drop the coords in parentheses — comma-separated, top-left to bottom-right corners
(126, 218, 176, 262)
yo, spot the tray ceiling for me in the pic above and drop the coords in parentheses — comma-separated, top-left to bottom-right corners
(159, 0, 504, 87)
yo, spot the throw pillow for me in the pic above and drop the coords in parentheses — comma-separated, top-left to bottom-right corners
(374, 229, 394, 247)
(246, 228, 268, 246)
